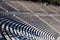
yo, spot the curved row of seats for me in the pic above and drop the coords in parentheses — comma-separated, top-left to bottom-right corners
(0, 16, 55, 40)
(0, 17, 56, 40)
